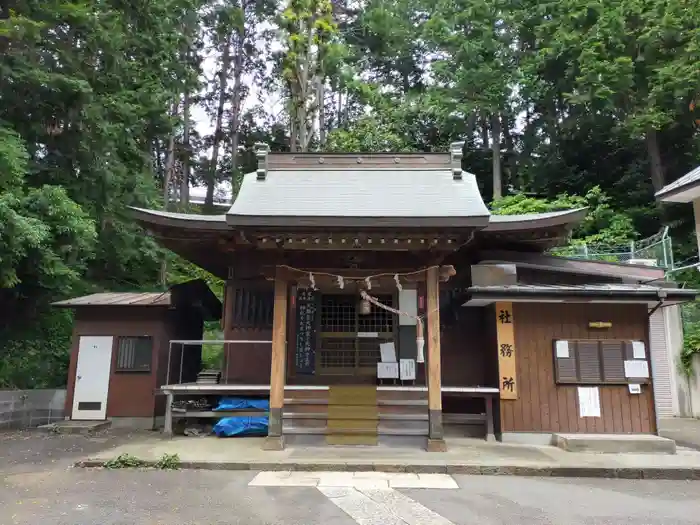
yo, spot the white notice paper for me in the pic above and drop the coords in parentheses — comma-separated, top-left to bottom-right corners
(399, 359, 416, 380)
(377, 362, 399, 379)
(555, 340, 570, 359)
(632, 341, 646, 359)
(624, 360, 649, 379)
(379, 342, 397, 363)
(577, 387, 601, 418)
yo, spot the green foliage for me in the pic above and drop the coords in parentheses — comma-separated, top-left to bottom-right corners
(104, 453, 146, 469)
(326, 117, 415, 152)
(681, 323, 700, 377)
(0, 308, 74, 389)
(491, 186, 637, 247)
(154, 453, 181, 470)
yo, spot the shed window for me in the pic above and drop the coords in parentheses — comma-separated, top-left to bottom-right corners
(553, 339, 647, 385)
(116, 336, 153, 372)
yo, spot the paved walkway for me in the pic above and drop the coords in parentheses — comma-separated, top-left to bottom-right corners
(660, 417, 700, 450)
(80, 435, 700, 478)
(2, 468, 699, 525)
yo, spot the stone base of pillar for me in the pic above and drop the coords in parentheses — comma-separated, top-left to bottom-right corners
(429, 409, 444, 439)
(262, 435, 285, 451)
(426, 438, 447, 452)
(268, 407, 283, 437)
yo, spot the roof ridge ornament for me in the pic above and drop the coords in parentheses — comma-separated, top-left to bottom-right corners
(254, 142, 270, 180)
(450, 141, 464, 180)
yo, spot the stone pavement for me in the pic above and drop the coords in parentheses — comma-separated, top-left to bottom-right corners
(660, 417, 700, 450)
(79, 434, 700, 479)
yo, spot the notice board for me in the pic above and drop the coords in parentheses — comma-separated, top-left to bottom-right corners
(295, 288, 319, 374)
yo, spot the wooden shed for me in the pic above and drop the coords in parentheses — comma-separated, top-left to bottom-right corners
(53, 280, 221, 428)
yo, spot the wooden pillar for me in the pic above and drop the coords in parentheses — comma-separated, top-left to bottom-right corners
(263, 267, 288, 450)
(426, 266, 445, 451)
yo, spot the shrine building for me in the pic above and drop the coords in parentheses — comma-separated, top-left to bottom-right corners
(58, 144, 698, 450)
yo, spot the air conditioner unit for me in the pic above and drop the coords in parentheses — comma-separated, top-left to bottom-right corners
(628, 258, 658, 267)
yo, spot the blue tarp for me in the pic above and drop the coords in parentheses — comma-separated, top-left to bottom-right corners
(213, 416, 269, 437)
(214, 397, 270, 411)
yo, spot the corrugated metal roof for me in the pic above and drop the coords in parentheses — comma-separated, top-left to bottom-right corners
(656, 165, 700, 201)
(226, 169, 490, 225)
(52, 292, 171, 308)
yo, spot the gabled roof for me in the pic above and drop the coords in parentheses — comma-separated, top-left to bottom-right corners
(656, 165, 700, 203)
(226, 169, 490, 228)
(226, 148, 490, 228)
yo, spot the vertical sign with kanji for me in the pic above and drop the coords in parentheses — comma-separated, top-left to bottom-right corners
(495, 301, 517, 400)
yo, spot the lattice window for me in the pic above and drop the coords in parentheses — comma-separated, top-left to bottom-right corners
(317, 293, 395, 374)
(320, 295, 356, 333)
(320, 294, 394, 334)
(358, 296, 394, 333)
(319, 338, 356, 369)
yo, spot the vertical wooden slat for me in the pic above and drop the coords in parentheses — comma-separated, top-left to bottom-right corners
(511, 304, 524, 431)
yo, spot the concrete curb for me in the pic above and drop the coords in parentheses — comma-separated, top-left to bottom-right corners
(74, 459, 700, 480)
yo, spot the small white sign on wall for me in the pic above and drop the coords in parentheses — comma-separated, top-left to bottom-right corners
(577, 386, 601, 418)
(399, 359, 416, 380)
(555, 340, 570, 359)
(628, 384, 642, 394)
(624, 360, 649, 379)
(632, 341, 646, 359)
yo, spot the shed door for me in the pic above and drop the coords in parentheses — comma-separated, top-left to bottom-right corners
(72, 336, 113, 420)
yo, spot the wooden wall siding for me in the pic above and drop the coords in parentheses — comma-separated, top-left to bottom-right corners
(503, 303, 656, 434)
(222, 281, 276, 384)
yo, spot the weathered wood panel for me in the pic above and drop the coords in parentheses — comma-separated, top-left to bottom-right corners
(502, 303, 656, 434)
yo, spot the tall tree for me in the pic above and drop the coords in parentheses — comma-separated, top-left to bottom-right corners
(280, 0, 340, 151)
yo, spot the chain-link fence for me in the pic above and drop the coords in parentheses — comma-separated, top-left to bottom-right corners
(550, 228, 674, 269)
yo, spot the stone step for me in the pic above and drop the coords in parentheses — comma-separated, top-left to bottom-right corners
(552, 433, 677, 455)
(38, 419, 111, 435)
